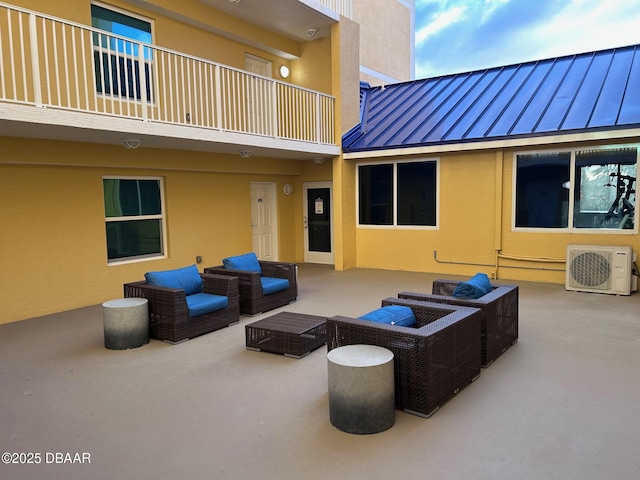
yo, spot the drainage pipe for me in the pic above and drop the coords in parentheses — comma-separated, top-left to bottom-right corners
(433, 250, 566, 273)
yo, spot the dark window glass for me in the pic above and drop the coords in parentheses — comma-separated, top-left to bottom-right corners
(106, 219, 162, 260)
(103, 178, 163, 261)
(103, 179, 161, 217)
(359, 164, 393, 225)
(515, 152, 570, 228)
(397, 161, 436, 226)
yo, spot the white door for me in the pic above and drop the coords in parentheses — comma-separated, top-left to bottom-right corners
(245, 54, 273, 135)
(250, 182, 278, 261)
(303, 181, 334, 264)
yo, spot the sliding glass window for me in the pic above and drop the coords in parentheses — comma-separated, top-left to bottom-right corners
(514, 146, 637, 231)
(358, 160, 438, 227)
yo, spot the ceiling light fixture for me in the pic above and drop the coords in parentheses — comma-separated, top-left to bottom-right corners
(306, 28, 318, 38)
(239, 150, 253, 158)
(313, 157, 325, 164)
(122, 139, 140, 149)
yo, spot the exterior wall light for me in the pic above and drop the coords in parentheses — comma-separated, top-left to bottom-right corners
(279, 65, 290, 79)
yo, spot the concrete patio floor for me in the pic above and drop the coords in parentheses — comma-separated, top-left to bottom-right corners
(1, 264, 639, 480)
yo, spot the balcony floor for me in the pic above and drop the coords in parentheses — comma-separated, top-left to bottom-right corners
(1, 264, 639, 479)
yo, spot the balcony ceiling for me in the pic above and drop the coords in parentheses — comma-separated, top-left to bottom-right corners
(198, 0, 338, 42)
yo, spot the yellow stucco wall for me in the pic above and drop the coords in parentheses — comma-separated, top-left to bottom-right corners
(352, 145, 640, 283)
(0, 137, 314, 324)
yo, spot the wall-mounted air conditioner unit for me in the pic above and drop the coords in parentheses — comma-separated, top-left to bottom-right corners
(566, 244, 634, 295)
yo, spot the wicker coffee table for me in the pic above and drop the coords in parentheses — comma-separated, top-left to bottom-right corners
(245, 311, 327, 358)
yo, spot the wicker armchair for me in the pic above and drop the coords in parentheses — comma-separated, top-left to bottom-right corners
(399, 280, 518, 367)
(326, 297, 482, 419)
(204, 261, 297, 315)
(124, 273, 239, 344)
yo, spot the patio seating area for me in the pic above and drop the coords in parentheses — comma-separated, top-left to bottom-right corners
(1, 264, 640, 479)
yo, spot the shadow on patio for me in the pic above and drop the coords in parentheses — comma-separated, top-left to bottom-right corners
(1, 264, 639, 480)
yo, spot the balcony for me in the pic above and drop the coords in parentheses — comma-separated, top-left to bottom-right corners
(0, 2, 339, 159)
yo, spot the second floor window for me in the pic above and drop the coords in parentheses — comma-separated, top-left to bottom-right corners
(91, 3, 153, 101)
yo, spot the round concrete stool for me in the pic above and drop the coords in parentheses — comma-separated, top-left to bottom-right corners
(102, 298, 149, 350)
(327, 344, 395, 434)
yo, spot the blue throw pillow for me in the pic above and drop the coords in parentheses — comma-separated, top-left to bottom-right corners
(145, 264, 203, 296)
(452, 272, 492, 299)
(222, 252, 262, 274)
(358, 305, 417, 327)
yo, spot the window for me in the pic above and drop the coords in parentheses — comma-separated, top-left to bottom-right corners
(358, 160, 437, 226)
(514, 146, 637, 231)
(103, 177, 165, 262)
(91, 4, 153, 101)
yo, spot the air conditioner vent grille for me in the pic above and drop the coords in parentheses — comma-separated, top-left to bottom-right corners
(565, 244, 633, 295)
(569, 251, 611, 288)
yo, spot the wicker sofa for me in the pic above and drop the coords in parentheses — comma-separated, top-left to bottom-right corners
(204, 257, 297, 316)
(326, 297, 482, 419)
(124, 272, 239, 344)
(398, 280, 518, 367)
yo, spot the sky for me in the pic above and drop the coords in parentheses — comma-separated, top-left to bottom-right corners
(414, 0, 640, 79)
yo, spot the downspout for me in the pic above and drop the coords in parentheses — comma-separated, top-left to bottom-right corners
(433, 150, 566, 275)
(494, 150, 503, 279)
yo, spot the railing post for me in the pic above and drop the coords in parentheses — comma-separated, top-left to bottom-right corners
(138, 41, 148, 120)
(272, 80, 278, 138)
(316, 93, 321, 144)
(28, 13, 42, 106)
(214, 64, 222, 130)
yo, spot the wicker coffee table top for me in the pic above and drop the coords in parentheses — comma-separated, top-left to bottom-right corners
(245, 311, 327, 358)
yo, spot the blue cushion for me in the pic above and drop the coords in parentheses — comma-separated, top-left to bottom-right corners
(222, 252, 262, 274)
(358, 305, 417, 327)
(145, 264, 203, 296)
(452, 273, 493, 299)
(261, 277, 290, 295)
(185, 292, 229, 317)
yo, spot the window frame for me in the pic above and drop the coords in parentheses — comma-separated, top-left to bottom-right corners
(91, 1, 155, 103)
(356, 158, 440, 229)
(512, 144, 638, 234)
(103, 175, 167, 265)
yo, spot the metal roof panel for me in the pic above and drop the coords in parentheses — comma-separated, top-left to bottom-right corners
(343, 44, 640, 153)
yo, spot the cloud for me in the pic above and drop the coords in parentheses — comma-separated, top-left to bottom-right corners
(414, 0, 640, 79)
(415, 6, 466, 45)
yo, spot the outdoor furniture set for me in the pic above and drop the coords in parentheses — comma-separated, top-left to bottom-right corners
(121, 261, 518, 421)
(123, 252, 297, 344)
(326, 273, 519, 419)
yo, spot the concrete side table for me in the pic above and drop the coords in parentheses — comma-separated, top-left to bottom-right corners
(327, 344, 395, 434)
(102, 298, 149, 350)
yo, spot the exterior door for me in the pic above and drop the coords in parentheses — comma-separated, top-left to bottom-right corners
(303, 182, 334, 264)
(244, 54, 272, 135)
(250, 182, 278, 261)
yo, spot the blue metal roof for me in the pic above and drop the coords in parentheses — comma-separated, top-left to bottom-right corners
(343, 44, 640, 153)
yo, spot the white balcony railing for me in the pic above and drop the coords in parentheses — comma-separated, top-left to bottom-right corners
(317, 0, 353, 19)
(0, 3, 336, 146)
